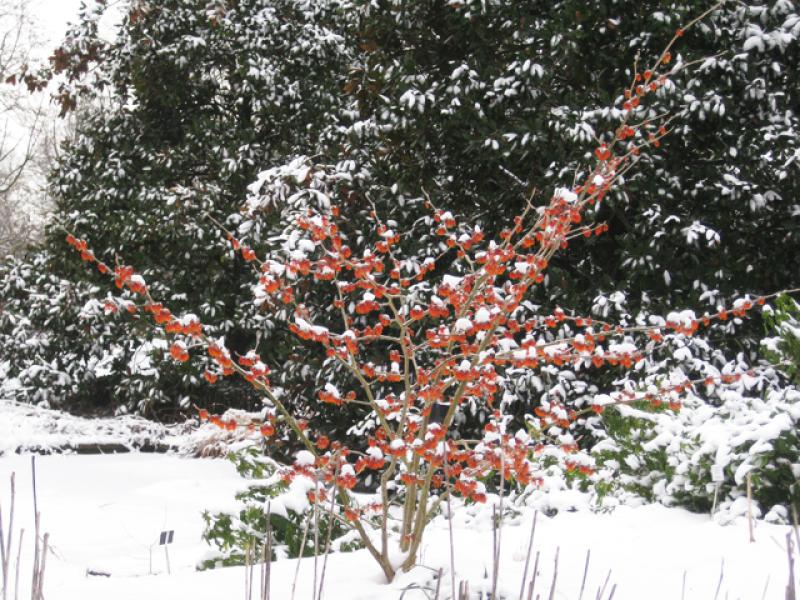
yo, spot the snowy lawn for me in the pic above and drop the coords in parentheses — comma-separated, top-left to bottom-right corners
(0, 404, 795, 600)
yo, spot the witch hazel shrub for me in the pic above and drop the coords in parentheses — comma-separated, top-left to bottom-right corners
(61, 12, 797, 582)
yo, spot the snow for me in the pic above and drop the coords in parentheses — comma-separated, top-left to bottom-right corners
(474, 307, 491, 324)
(0, 401, 197, 456)
(554, 187, 578, 204)
(454, 317, 472, 333)
(0, 402, 796, 599)
(295, 450, 316, 466)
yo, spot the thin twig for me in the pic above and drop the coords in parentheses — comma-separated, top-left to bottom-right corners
(759, 574, 769, 600)
(546, 547, 559, 600)
(578, 549, 591, 600)
(746, 473, 755, 543)
(36, 533, 49, 600)
(244, 541, 252, 600)
(595, 570, 612, 600)
(30, 513, 39, 600)
(444, 456, 457, 600)
(713, 559, 724, 600)
(433, 568, 442, 600)
(1, 473, 15, 600)
(316, 464, 339, 600)
(681, 571, 686, 600)
(491, 454, 505, 600)
(30, 458, 36, 530)
(12, 529, 22, 600)
(262, 503, 272, 600)
(526, 551, 540, 600)
(491, 505, 497, 599)
(290, 517, 311, 600)
(0, 478, 7, 600)
(518, 512, 538, 600)
(313, 479, 320, 600)
(607, 583, 617, 600)
(787, 533, 797, 600)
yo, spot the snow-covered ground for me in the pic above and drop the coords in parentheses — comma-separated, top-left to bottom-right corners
(0, 403, 795, 600)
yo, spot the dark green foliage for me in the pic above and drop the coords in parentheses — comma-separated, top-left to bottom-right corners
(595, 388, 800, 521)
(2, 0, 798, 444)
(2, 0, 357, 418)
(763, 294, 800, 384)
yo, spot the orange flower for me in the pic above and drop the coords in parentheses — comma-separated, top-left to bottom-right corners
(595, 144, 611, 161)
(169, 342, 189, 362)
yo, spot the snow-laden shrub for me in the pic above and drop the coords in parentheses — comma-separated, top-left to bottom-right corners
(762, 294, 800, 385)
(594, 298, 800, 522)
(0, 252, 219, 417)
(595, 382, 800, 523)
(201, 445, 361, 568)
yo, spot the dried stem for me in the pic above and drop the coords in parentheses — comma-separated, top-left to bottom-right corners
(290, 517, 311, 600)
(12, 530, 22, 600)
(444, 455, 457, 600)
(787, 533, 797, 600)
(713, 559, 724, 600)
(312, 480, 320, 600)
(261, 503, 272, 600)
(546, 547, 559, 600)
(578, 549, 591, 600)
(518, 512, 538, 600)
(595, 570, 612, 600)
(526, 551, 540, 600)
(747, 473, 755, 543)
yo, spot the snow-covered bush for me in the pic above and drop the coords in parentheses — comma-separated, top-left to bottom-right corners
(594, 296, 800, 521)
(0, 252, 117, 408)
(595, 371, 800, 522)
(0, 252, 224, 417)
(763, 294, 800, 384)
(201, 445, 358, 568)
